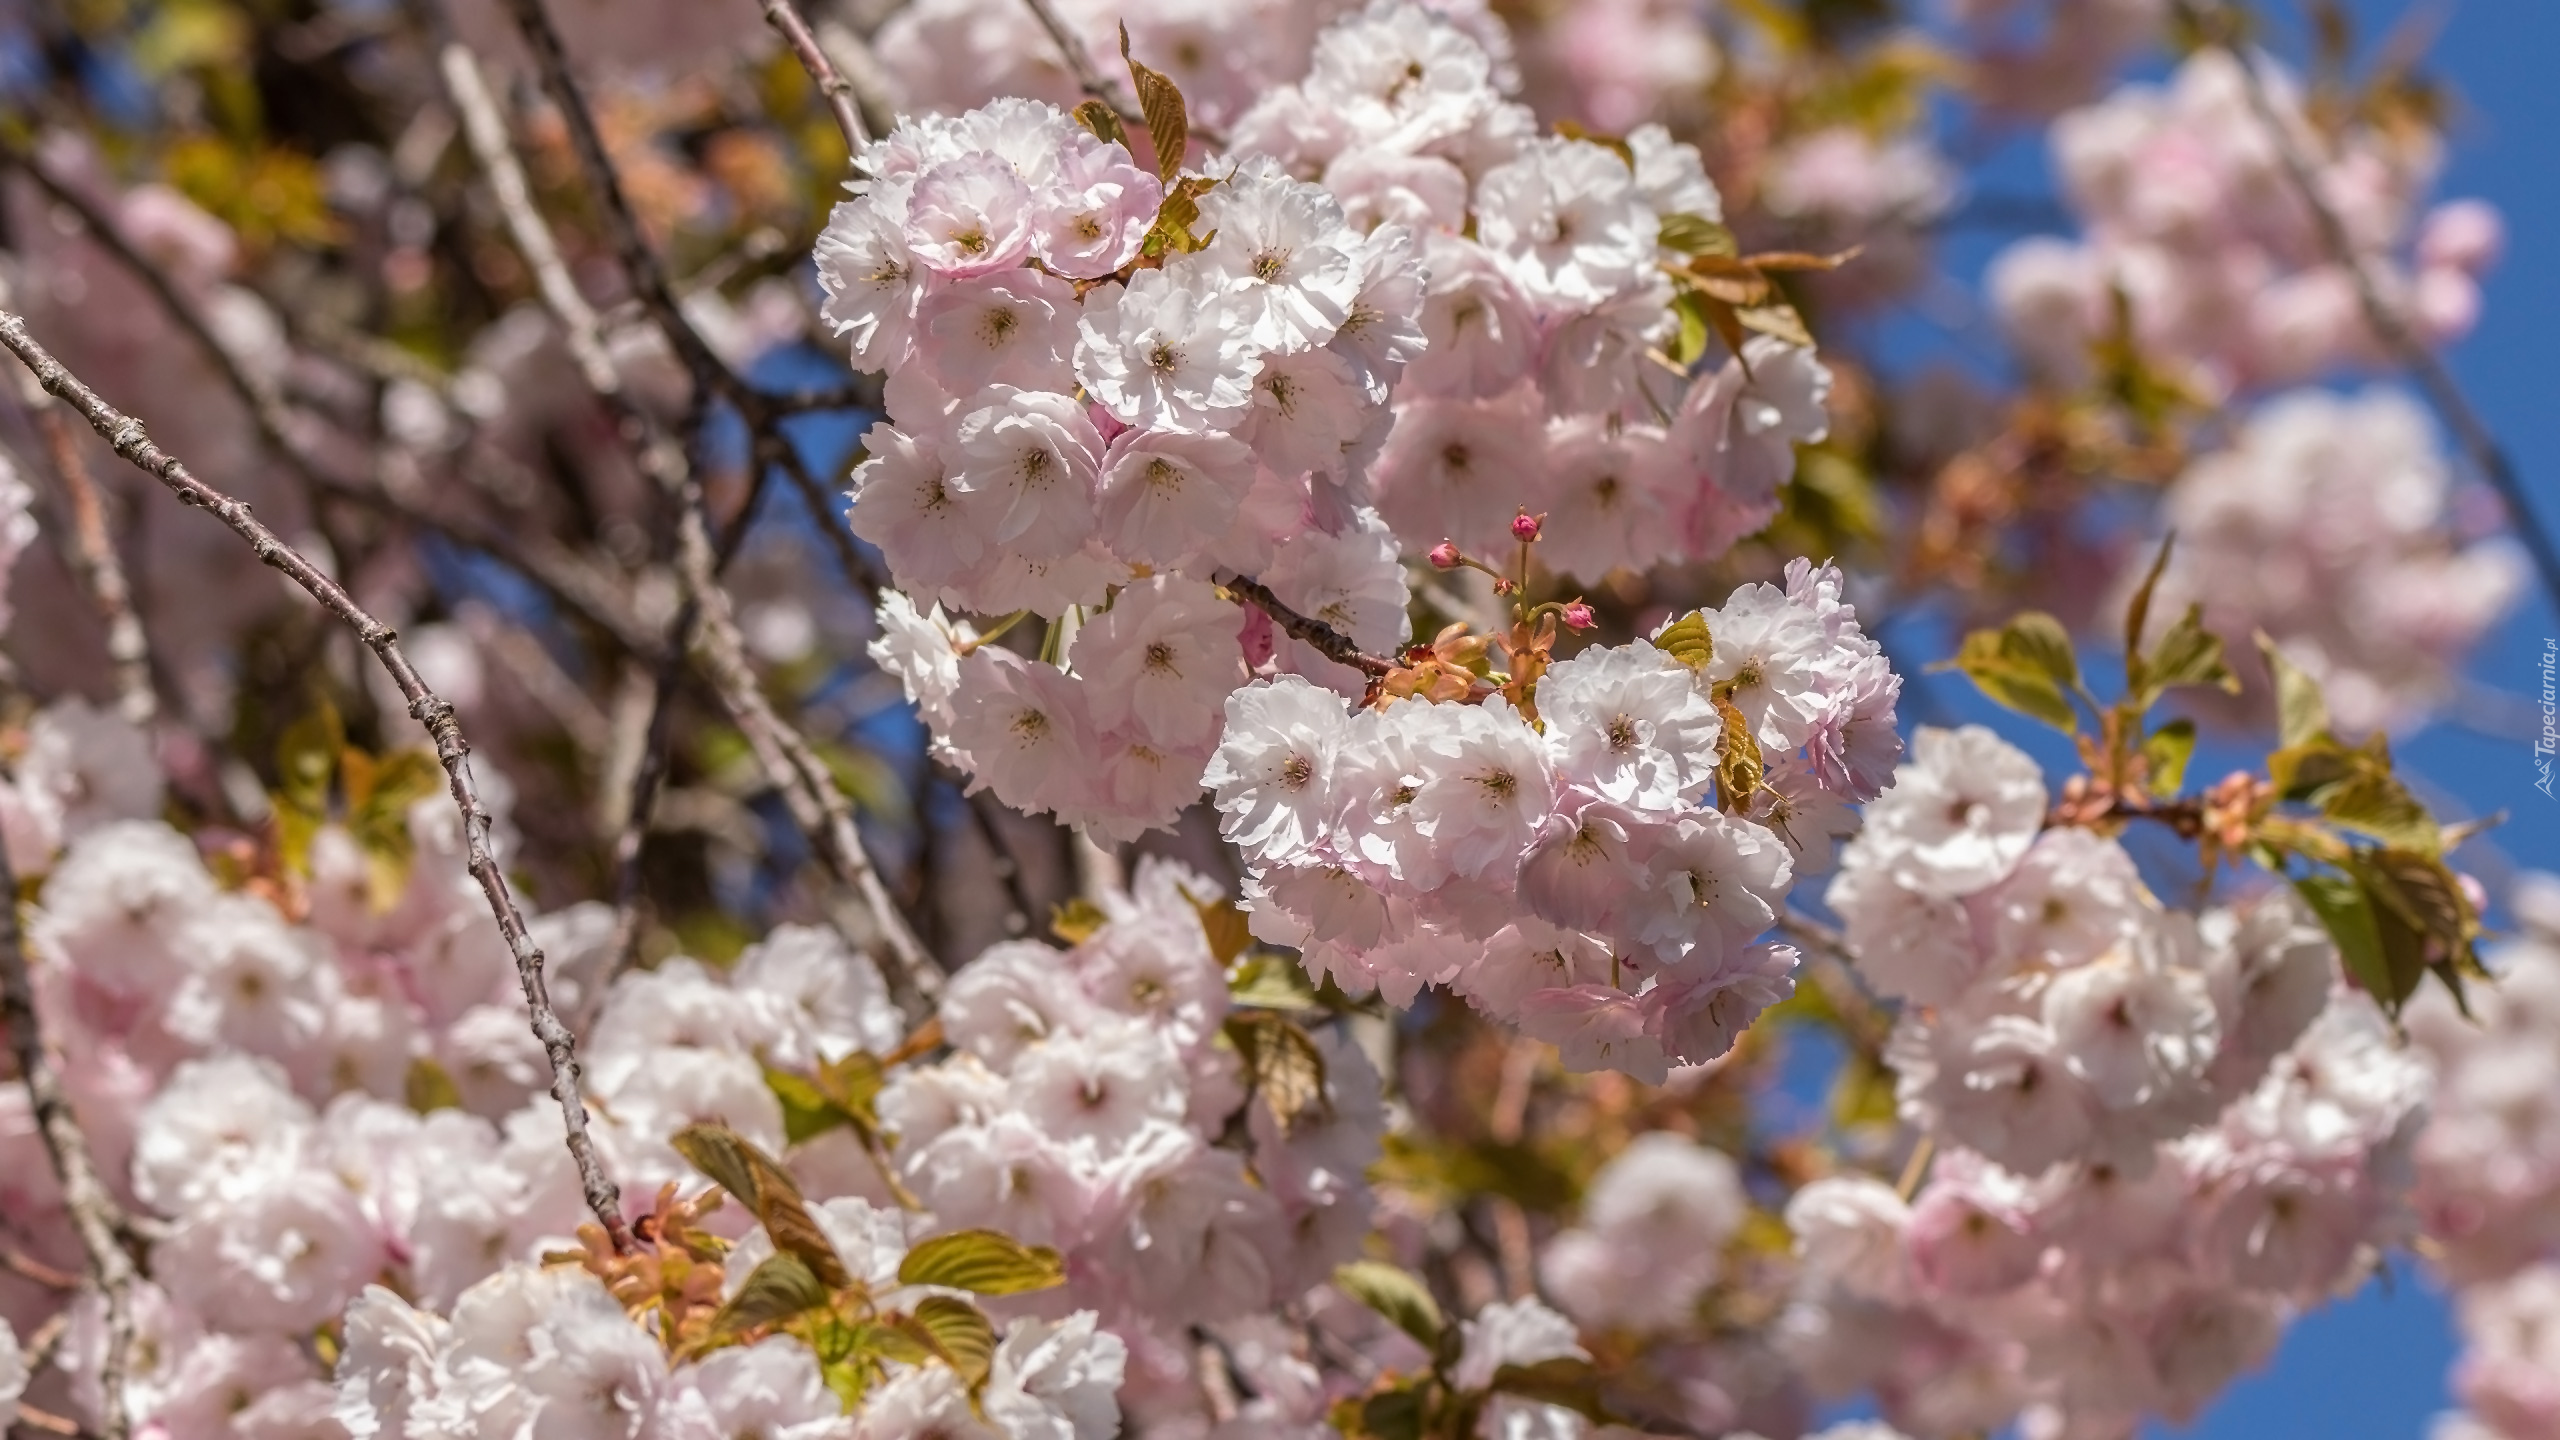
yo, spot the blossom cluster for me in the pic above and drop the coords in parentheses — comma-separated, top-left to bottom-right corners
(0, 710, 574, 1431)
(1531, 1131, 1809, 1434)
(2434, 1262, 2560, 1440)
(840, 0, 1838, 846)
(2411, 880, 2560, 1440)
(1226, 2, 1829, 577)
(8, 719, 1426, 1438)
(2130, 387, 2526, 738)
(1793, 724, 2431, 1435)
(2409, 879, 2560, 1283)
(871, 857, 1389, 1423)
(1991, 49, 2499, 396)
(1206, 557, 1897, 1081)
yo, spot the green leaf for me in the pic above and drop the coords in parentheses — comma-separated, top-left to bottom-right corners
(2267, 736, 2356, 802)
(1049, 898, 1108, 946)
(890, 1296, 999, 1388)
(1666, 286, 1713, 368)
(345, 747, 441, 912)
(403, 1057, 462, 1115)
(1374, 1133, 1580, 1212)
(765, 1067, 853, 1147)
(1828, 1049, 1899, 1131)
(1119, 25, 1189, 182)
(1940, 612, 2082, 732)
(711, 1252, 830, 1338)
(274, 699, 345, 841)
(1490, 1356, 1613, 1419)
(2141, 718, 2197, 798)
(1142, 175, 1217, 257)
(1070, 98, 1125, 148)
(1652, 612, 1713, 672)
(2320, 767, 2439, 854)
(2004, 611, 2080, 690)
(1734, 299, 1814, 348)
(1189, 893, 1254, 965)
(671, 1122, 763, 1206)
(1224, 1011, 1329, 1132)
(815, 1051, 888, 1123)
(2356, 848, 2479, 960)
(2255, 631, 2332, 750)
(1228, 953, 1320, 1010)
(1334, 1384, 1430, 1440)
(2135, 603, 2238, 706)
(671, 1124, 854, 1289)
(1333, 1260, 1445, 1350)
(2123, 532, 2176, 685)
(898, 1229, 1067, 1295)
(1656, 212, 1736, 255)
(2294, 873, 2399, 1011)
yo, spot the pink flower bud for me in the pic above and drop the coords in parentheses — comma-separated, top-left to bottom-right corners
(2417, 199, 2504, 276)
(1562, 600, 1596, 630)
(1429, 541, 1462, 569)
(1511, 510, 1544, 543)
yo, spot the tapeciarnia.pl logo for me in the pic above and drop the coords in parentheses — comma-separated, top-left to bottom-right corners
(2538, 638, 2557, 798)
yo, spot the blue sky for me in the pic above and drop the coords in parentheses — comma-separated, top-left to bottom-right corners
(1875, 2, 2560, 1433)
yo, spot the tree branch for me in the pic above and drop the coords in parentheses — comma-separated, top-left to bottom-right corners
(1776, 906, 1894, 1060)
(495, 0, 763, 420)
(2, 139, 661, 659)
(758, 0, 871, 152)
(1019, 0, 1143, 125)
(435, 17, 934, 1010)
(0, 310, 634, 1256)
(0, 808, 137, 1439)
(673, 488, 944, 1009)
(435, 38, 622, 401)
(1216, 573, 1394, 677)
(22, 397, 155, 724)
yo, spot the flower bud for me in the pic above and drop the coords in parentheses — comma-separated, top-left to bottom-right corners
(1562, 600, 1596, 630)
(1429, 541, 1462, 569)
(1511, 510, 1544, 543)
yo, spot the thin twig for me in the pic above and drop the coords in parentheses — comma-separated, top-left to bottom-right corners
(602, 637, 689, 983)
(0, 311, 632, 1255)
(1777, 906, 1894, 1059)
(762, 382, 876, 415)
(19, 1308, 68, 1377)
(435, 39, 620, 400)
(1216, 573, 1394, 677)
(4, 141, 657, 657)
(0, 808, 135, 1439)
(1019, 0, 1142, 124)
(10, 1401, 82, 1437)
(1191, 1331, 1243, 1424)
(758, 0, 870, 151)
(949, 775, 1037, 936)
(673, 487, 943, 1008)
(758, 425, 881, 593)
(436, 23, 723, 990)
(1487, 1037, 1540, 1301)
(811, 20, 902, 144)
(0, 1246, 80, 1291)
(23, 401, 154, 724)
(496, 0, 755, 416)
(2180, 2, 2560, 613)
(465, 0, 939, 1011)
